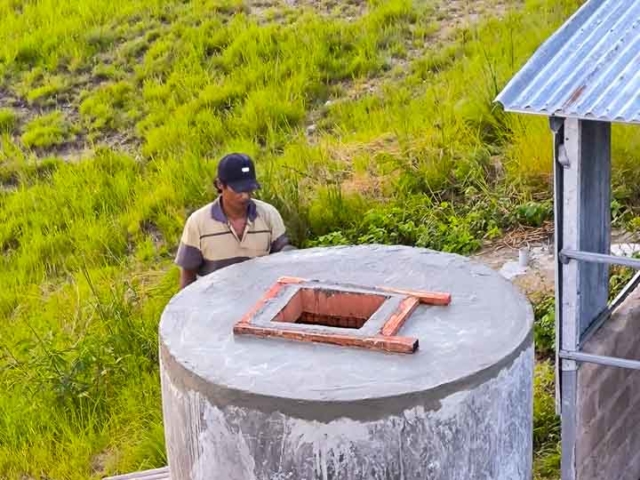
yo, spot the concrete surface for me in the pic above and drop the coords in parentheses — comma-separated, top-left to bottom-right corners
(159, 245, 534, 480)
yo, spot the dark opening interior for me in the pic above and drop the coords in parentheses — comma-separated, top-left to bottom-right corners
(273, 288, 386, 329)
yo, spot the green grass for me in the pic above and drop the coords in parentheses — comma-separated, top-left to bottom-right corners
(21, 111, 73, 149)
(24, 75, 69, 105)
(533, 360, 561, 480)
(0, 108, 18, 134)
(80, 81, 140, 133)
(1, 0, 638, 478)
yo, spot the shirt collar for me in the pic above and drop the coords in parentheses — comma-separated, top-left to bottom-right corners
(211, 197, 258, 223)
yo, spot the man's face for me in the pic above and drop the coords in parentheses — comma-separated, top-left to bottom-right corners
(221, 184, 252, 210)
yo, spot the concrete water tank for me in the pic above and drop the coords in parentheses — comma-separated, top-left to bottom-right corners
(159, 245, 534, 480)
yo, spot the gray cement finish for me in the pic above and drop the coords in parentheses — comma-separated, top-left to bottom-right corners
(160, 245, 533, 421)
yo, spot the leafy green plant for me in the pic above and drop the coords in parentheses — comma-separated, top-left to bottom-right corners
(307, 231, 351, 247)
(534, 296, 555, 360)
(306, 194, 516, 255)
(608, 263, 637, 302)
(516, 200, 552, 227)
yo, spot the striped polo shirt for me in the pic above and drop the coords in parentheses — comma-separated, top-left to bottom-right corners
(174, 197, 290, 276)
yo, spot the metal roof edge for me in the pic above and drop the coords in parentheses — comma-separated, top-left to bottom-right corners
(494, 0, 606, 107)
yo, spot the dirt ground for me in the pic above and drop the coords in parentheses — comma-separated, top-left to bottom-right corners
(472, 228, 640, 300)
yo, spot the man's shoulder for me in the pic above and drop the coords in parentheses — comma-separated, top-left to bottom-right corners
(188, 202, 215, 222)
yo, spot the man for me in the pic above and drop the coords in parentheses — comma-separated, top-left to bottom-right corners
(175, 153, 294, 290)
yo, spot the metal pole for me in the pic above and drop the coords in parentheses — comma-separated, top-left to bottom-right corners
(557, 117, 578, 480)
(551, 116, 564, 416)
(557, 119, 612, 480)
(561, 249, 640, 269)
(560, 350, 640, 371)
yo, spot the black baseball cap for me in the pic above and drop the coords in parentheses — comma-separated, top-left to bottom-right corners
(217, 153, 260, 193)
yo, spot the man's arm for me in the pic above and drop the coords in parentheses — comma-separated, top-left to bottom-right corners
(268, 207, 297, 253)
(175, 214, 204, 289)
(272, 235, 296, 252)
(180, 268, 198, 290)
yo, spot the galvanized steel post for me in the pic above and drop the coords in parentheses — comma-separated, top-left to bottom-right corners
(555, 118, 611, 480)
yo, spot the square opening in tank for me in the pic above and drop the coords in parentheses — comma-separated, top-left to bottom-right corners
(233, 276, 451, 354)
(272, 288, 387, 329)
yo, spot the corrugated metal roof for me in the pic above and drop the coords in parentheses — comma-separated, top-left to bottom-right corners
(495, 0, 640, 125)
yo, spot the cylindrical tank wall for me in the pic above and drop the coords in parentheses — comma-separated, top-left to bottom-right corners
(160, 345, 533, 480)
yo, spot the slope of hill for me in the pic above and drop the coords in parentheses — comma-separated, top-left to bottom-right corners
(2, 0, 638, 478)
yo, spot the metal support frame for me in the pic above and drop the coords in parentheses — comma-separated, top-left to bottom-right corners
(579, 270, 640, 347)
(560, 350, 640, 371)
(550, 110, 640, 480)
(553, 118, 612, 480)
(551, 116, 564, 416)
(561, 250, 640, 269)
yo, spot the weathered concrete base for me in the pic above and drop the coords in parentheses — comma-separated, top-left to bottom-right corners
(577, 286, 640, 480)
(160, 345, 533, 480)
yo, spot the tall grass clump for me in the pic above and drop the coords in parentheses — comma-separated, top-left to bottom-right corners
(0, 108, 18, 134)
(21, 111, 73, 149)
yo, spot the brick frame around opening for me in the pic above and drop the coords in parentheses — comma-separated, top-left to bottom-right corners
(233, 276, 451, 354)
(273, 287, 387, 329)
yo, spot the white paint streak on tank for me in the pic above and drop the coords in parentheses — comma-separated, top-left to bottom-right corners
(192, 400, 257, 480)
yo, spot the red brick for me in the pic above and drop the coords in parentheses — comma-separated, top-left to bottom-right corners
(233, 324, 418, 354)
(381, 297, 420, 336)
(378, 286, 451, 306)
(237, 282, 285, 325)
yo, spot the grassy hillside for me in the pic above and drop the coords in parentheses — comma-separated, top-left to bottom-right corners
(0, 0, 638, 478)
